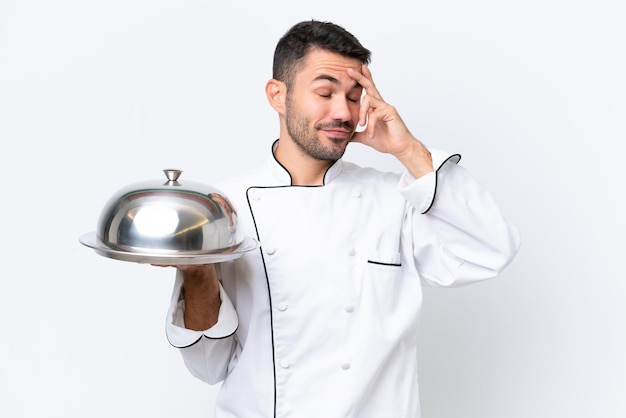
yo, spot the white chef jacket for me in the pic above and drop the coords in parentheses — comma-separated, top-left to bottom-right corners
(166, 144, 521, 418)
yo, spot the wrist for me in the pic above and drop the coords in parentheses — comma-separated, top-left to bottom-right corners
(395, 139, 433, 179)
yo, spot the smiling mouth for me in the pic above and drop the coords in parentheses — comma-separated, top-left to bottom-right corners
(317, 122, 354, 142)
(323, 131, 352, 145)
(317, 120, 354, 131)
(324, 128, 350, 136)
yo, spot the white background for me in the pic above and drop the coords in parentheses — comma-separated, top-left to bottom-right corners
(1, 0, 624, 417)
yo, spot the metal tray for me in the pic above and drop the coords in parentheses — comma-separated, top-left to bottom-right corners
(79, 232, 258, 265)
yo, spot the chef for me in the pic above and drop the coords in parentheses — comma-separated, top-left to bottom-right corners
(164, 20, 521, 418)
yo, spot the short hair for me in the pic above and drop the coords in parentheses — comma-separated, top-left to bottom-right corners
(272, 20, 371, 88)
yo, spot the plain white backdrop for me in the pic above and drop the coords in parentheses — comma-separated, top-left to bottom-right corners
(1, 0, 624, 417)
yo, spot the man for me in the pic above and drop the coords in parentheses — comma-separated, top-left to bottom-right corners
(165, 20, 520, 417)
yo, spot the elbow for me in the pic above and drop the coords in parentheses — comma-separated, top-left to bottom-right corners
(178, 336, 236, 385)
(432, 226, 521, 287)
(472, 224, 522, 281)
(184, 356, 226, 385)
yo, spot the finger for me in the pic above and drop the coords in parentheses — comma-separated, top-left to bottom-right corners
(365, 108, 380, 139)
(360, 94, 389, 128)
(351, 111, 378, 143)
(360, 65, 374, 83)
(348, 66, 383, 101)
(358, 94, 371, 127)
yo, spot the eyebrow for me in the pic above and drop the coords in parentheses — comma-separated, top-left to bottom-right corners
(313, 74, 362, 90)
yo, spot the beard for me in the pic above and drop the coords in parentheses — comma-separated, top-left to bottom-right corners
(285, 93, 354, 161)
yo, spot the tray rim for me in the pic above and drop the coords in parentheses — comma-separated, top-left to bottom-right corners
(79, 232, 258, 265)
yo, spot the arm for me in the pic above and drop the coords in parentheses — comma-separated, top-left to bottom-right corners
(347, 66, 519, 284)
(165, 264, 239, 384)
(348, 65, 434, 180)
(178, 264, 221, 330)
(401, 154, 521, 287)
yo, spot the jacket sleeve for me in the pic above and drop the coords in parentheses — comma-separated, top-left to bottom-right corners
(398, 149, 521, 287)
(165, 269, 239, 384)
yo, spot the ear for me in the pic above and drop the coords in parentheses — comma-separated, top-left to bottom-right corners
(265, 79, 286, 114)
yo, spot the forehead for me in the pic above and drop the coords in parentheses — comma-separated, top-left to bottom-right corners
(297, 48, 363, 83)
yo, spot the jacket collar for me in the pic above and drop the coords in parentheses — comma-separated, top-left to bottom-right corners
(268, 140, 343, 186)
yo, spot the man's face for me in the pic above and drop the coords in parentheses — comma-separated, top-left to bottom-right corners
(284, 49, 363, 161)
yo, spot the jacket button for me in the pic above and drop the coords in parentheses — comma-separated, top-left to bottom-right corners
(279, 359, 291, 369)
(351, 189, 361, 198)
(266, 247, 276, 255)
(348, 248, 356, 256)
(344, 305, 354, 313)
(278, 303, 289, 312)
(341, 363, 351, 370)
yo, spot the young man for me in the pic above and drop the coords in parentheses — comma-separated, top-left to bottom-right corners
(165, 20, 520, 417)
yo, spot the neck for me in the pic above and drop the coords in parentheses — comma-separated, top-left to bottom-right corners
(274, 139, 335, 186)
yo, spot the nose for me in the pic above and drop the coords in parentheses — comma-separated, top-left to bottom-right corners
(330, 96, 355, 122)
